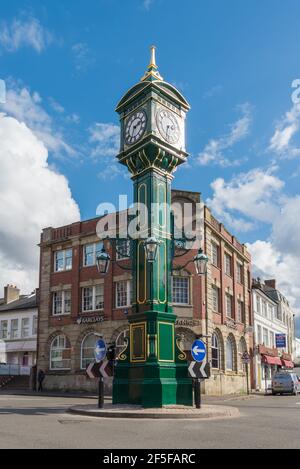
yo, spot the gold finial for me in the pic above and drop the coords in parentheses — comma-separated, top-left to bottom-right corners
(149, 45, 157, 69)
(141, 45, 163, 82)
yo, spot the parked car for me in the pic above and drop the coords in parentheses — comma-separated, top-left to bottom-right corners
(272, 372, 300, 396)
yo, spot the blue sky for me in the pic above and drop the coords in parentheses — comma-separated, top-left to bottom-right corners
(0, 0, 300, 334)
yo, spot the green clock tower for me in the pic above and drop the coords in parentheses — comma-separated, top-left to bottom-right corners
(113, 47, 193, 408)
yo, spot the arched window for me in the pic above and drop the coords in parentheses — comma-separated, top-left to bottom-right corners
(226, 336, 235, 371)
(211, 333, 220, 369)
(50, 335, 71, 370)
(81, 334, 96, 369)
(115, 329, 129, 357)
(238, 338, 247, 371)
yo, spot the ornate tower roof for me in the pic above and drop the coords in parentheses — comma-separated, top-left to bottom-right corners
(115, 46, 190, 113)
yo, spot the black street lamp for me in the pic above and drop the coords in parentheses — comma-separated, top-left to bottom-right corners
(96, 246, 111, 274)
(143, 236, 160, 263)
(193, 248, 209, 276)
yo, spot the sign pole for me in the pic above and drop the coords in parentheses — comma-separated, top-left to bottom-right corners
(98, 376, 104, 409)
(246, 363, 250, 395)
(194, 378, 202, 409)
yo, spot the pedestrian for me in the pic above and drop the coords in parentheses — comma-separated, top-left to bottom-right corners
(37, 369, 45, 392)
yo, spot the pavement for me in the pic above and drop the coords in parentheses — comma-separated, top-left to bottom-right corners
(0, 392, 299, 448)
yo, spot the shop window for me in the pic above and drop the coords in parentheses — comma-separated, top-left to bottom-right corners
(50, 335, 71, 370)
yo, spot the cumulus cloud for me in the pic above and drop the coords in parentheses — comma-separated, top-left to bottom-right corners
(72, 43, 95, 72)
(197, 103, 252, 167)
(0, 16, 52, 53)
(0, 113, 80, 295)
(1, 82, 75, 158)
(269, 102, 300, 158)
(208, 166, 300, 324)
(207, 168, 284, 228)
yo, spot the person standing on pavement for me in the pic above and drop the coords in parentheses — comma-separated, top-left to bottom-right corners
(37, 369, 45, 392)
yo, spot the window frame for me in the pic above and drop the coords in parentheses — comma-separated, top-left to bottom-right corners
(236, 262, 243, 284)
(83, 242, 103, 267)
(224, 253, 232, 277)
(212, 285, 220, 313)
(52, 290, 72, 316)
(0, 320, 8, 339)
(226, 336, 235, 371)
(50, 334, 71, 371)
(211, 242, 220, 267)
(225, 293, 233, 318)
(116, 239, 131, 261)
(82, 285, 104, 313)
(54, 249, 73, 272)
(21, 318, 30, 338)
(10, 319, 19, 339)
(81, 333, 97, 370)
(211, 333, 220, 369)
(115, 280, 132, 309)
(172, 276, 190, 306)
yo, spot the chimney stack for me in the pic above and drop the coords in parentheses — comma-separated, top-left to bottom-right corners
(265, 279, 276, 289)
(4, 284, 20, 304)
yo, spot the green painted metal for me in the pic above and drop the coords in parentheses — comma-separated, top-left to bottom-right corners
(112, 56, 193, 408)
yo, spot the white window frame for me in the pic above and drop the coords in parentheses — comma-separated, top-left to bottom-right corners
(172, 276, 190, 305)
(83, 242, 103, 267)
(21, 318, 30, 338)
(224, 253, 232, 276)
(115, 280, 132, 308)
(212, 285, 219, 312)
(52, 290, 72, 316)
(50, 335, 71, 370)
(32, 316, 38, 336)
(236, 262, 243, 284)
(81, 333, 97, 369)
(237, 300, 244, 323)
(116, 239, 131, 260)
(225, 293, 233, 318)
(211, 333, 220, 369)
(82, 285, 104, 312)
(0, 320, 8, 339)
(11, 319, 19, 339)
(211, 242, 219, 267)
(226, 337, 234, 371)
(54, 249, 72, 272)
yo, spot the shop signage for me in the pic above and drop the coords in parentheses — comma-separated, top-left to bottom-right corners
(76, 315, 105, 325)
(175, 319, 201, 327)
(275, 333, 286, 348)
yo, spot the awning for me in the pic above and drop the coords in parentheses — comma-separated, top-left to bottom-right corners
(262, 355, 282, 366)
(281, 359, 294, 369)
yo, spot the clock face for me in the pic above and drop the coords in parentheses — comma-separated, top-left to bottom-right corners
(156, 109, 180, 144)
(125, 110, 147, 145)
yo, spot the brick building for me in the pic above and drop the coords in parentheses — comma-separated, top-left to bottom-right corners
(37, 190, 253, 396)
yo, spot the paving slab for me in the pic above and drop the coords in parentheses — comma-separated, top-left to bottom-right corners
(67, 403, 240, 420)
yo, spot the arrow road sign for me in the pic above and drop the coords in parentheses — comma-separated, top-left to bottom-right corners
(191, 339, 207, 362)
(99, 359, 114, 378)
(188, 361, 211, 379)
(86, 362, 101, 379)
(94, 338, 107, 363)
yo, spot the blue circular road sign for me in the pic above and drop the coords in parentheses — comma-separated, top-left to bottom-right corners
(191, 339, 206, 362)
(94, 338, 107, 363)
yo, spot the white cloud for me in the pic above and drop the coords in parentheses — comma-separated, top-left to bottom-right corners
(208, 168, 284, 228)
(89, 123, 119, 158)
(89, 122, 125, 180)
(197, 103, 252, 166)
(72, 43, 94, 72)
(143, 0, 154, 10)
(269, 102, 300, 158)
(0, 16, 52, 53)
(0, 113, 80, 295)
(1, 82, 75, 158)
(208, 166, 300, 321)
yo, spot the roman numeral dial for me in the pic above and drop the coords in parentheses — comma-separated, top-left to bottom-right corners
(125, 110, 147, 145)
(156, 109, 180, 145)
